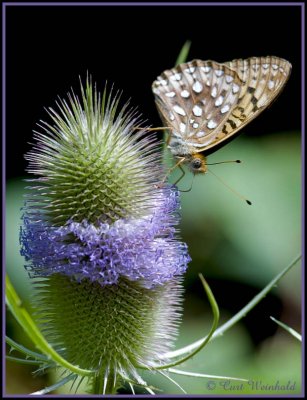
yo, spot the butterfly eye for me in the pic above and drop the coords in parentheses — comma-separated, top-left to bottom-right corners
(191, 158, 203, 170)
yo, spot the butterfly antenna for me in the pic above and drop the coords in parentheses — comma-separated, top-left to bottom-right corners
(207, 160, 242, 165)
(207, 168, 252, 205)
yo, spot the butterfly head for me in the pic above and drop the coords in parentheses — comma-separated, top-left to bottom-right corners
(186, 153, 207, 174)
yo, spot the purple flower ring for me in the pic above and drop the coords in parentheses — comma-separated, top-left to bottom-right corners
(21, 185, 190, 288)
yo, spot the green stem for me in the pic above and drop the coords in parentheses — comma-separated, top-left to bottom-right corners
(92, 368, 118, 395)
(105, 370, 117, 395)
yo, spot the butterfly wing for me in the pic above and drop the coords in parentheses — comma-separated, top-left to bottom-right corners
(208, 56, 292, 153)
(152, 56, 291, 155)
(152, 59, 240, 153)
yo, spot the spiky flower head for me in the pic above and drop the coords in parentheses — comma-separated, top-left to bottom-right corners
(20, 79, 190, 393)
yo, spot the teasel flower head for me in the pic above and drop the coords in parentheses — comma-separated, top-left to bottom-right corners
(20, 79, 191, 393)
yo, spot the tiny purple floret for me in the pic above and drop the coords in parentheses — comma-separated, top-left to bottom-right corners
(20, 186, 190, 288)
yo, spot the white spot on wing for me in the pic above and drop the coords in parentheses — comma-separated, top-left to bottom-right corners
(170, 73, 181, 81)
(192, 81, 203, 93)
(225, 75, 234, 83)
(201, 66, 211, 73)
(215, 95, 224, 107)
(165, 91, 176, 97)
(180, 123, 186, 133)
(268, 80, 275, 90)
(181, 89, 190, 98)
(196, 131, 206, 138)
(207, 119, 217, 129)
(192, 105, 202, 117)
(173, 105, 186, 116)
(215, 70, 224, 77)
(169, 112, 175, 121)
(158, 79, 168, 86)
(232, 83, 239, 94)
(258, 96, 268, 107)
(221, 104, 230, 114)
(193, 122, 199, 128)
(211, 86, 218, 98)
(185, 66, 195, 73)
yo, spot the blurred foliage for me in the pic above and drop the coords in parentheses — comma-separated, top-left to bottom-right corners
(6, 131, 301, 395)
(174, 132, 301, 290)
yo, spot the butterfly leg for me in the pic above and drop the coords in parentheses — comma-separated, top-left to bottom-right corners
(133, 126, 170, 132)
(156, 157, 186, 188)
(146, 127, 172, 146)
(165, 131, 171, 146)
(173, 164, 186, 185)
(178, 172, 195, 192)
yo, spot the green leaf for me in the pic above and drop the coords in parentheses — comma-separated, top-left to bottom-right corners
(6, 335, 48, 362)
(175, 40, 192, 66)
(270, 316, 302, 341)
(5, 274, 94, 377)
(165, 254, 301, 359)
(31, 373, 78, 395)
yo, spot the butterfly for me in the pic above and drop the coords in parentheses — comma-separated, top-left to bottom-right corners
(152, 56, 292, 175)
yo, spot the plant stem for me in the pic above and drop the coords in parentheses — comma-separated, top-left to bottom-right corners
(92, 368, 118, 395)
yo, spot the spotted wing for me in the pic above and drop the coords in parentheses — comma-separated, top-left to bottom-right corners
(152, 56, 291, 155)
